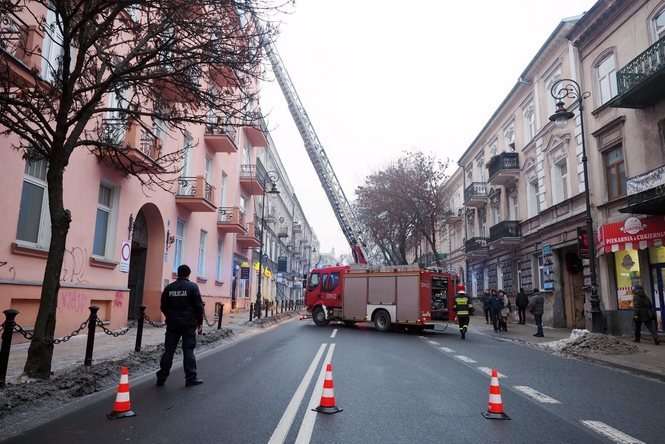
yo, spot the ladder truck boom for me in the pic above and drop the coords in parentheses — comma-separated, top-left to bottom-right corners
(266, 45, 373, 264)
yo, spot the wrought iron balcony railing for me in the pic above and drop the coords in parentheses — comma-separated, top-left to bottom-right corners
(465, 237, 488, 253)
(617, 35, 665, 95)
(177, 176, 214, 202)
(464, 182, 488, 203)
(489, 220, 521, 242)
(488, 152, 519, 180)
(0, 13, 27, 59)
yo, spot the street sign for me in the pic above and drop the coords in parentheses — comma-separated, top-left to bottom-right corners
(119, 241, 131, 273)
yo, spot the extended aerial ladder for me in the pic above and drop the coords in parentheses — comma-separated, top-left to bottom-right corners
(265, 45, 376, 264)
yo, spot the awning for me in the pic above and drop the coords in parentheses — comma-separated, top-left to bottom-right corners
(597, 216, 665, 254)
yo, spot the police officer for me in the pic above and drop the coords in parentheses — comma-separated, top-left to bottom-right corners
(455, 284, 473, 340)
(156, 264, 204, 387)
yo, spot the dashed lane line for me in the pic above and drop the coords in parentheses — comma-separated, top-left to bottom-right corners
(268, 343, 327, 444)
(330, 329, 337, 339)
(477, 367, 507, 378)
(454, 355, 477, 364)
(513, 386, 561, 404)
(294, 344, 336, 444)
(438, 346, 454, 353)
(581, 421, 645, 444)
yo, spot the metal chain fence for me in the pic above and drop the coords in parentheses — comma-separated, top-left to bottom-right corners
(12, 317, 90, 345)
(144, 312, 166, 328)
(96, 319, 131, 337)
(202, 310, 217, 328)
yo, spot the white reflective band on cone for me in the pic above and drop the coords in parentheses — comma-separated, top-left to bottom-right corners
(491, 377, 499, 385)
(322, 388, 335, 397)
(116, 392, 130, 402)
(488, 394, 502, 404)
(120, 374, 129, 384)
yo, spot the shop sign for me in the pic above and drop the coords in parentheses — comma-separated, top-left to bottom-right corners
(240, 261, 250, 280)
(597, 216, 665, 254)
(627, 164, 665, 195)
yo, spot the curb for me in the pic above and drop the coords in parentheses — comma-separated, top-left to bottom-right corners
(475, 327, 665, 383)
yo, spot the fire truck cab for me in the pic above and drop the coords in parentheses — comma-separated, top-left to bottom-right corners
(305, 264, 458, 331)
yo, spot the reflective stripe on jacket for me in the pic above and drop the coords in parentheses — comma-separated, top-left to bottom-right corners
(455, 296, 470, 316)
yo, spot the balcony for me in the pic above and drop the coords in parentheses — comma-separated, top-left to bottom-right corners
(153, 64, 202, 103)
(0, 13, 40, 87)
(175, 176, 216, 212)
(489, 220, 521, 248)
(237, 222, 261, 249)
(465, 237, 488, 257)
(217, 207, 246, 234)
(442, 208, 463, 224)
(277, 228, 289, 239)
(243, 116, 268, 148)
(204, 122, 238, 153)
(99, 119, 164, 174)
(609, 36, 665, 108)
(619, 164, 665, 215)
(293, 222, 302, 234)
(239, 161, 268, 195)
(488, 152, 519, 186)
(464, 182, 488, 207)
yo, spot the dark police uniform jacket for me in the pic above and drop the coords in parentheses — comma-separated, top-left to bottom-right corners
(160, 277, 204, 330)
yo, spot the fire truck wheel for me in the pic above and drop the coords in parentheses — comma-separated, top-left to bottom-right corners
(373, 309, 391, 332)
(312, 306, 329, 327)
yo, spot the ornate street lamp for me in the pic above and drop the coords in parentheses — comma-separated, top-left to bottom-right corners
(255, 172, 280, 319)
(549, 78, 603, 333)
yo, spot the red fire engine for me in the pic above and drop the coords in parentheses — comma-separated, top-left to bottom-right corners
(305, 265, 458, 331)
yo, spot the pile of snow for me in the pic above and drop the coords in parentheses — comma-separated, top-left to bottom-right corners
(540, 329, 639, 355)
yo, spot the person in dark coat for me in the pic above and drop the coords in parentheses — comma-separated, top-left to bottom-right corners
(481, 290, 491, 324)
(488, 290, 503, 333)
(633, 285, 660, 345)
(528, 290, 545, 337)
(516, 288, 529, 325)
(156, 264, 205, 387)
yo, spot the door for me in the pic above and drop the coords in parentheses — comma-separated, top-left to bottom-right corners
(650, 265, 665, 331)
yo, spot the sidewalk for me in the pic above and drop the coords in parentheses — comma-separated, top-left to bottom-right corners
(4, 310, 255, 384)
(471, 316, 665, 381)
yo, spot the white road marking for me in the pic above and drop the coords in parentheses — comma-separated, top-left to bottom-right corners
(268, 343, 327, 444)
(454, 355, 477, 364)
(438, 346, 454, 353)
(513, 386, 560, 404)
(330, 329, 337, 338)
(418, 336, 427, 340)
(477, 367, 506, 378)
(295, 344, 336, 444)
(427, 340, 439, 345)
(581, 421, 645, 444)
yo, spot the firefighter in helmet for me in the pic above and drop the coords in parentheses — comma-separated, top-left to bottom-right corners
(455, 284, 473, 340)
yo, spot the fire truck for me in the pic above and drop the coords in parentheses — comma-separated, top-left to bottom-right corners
(305, 265, 458, 331)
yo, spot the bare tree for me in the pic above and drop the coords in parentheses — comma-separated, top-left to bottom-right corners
(355, 152, 450, 266)
(0, 0, 286, 379)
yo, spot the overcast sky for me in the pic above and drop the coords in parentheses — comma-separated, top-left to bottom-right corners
(261, 0, 597, 258)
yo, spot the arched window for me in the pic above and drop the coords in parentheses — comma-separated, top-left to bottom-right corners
(523, 103, 536, 142)
(596, 53, 617, 105)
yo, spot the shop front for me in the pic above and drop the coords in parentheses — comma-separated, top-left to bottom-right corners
(598, 216, 665, 331)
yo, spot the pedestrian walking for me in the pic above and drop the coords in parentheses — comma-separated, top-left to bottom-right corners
(454, 284, 473, 340)
(632, 285, 660, 345)
(498, 290, 510, 332)
(156, 264, 205, 387)
(516, 288, 528, 325)
(528, 290, 545, 337)
(481, 289, 491, 324)
(488, 290, 503, 333)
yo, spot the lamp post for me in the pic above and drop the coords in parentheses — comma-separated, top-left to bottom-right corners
(549, 78, 603, 333)
(255, 173, 280, 319)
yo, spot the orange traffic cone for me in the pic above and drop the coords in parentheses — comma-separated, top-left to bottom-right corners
(313, 363, 343, 414)
(107, 367, 136, 420)
(482, 368, 510, 420)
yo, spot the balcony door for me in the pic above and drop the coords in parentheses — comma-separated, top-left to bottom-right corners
(179, 134, 194, 196)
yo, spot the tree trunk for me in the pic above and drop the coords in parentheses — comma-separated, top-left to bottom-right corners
(23, 164, 71, 379)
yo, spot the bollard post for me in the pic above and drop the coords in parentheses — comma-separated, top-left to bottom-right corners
(217, 304, 224, 330)
(249, 303, 254, 322)
(0, 309, 19, 387)
(134, 305, 146, 353)
(84, 306, 99, 367)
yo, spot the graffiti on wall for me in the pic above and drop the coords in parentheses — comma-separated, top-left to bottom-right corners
(113, 291, 124, 308)
(0, 260, 16, 280)
(59, 290, 90, 313)
(60, 247, 89, 284)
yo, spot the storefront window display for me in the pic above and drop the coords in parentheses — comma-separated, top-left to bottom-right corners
(613, 249, 641, 310)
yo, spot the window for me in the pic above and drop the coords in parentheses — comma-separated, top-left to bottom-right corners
(503, 124, 516, 150)
(182, 134, 193, 176)
(489, 141, 498, 157)
(220, 172, 227, 206)
(604, 146, 626, 199)
(546, 71, 562, 116)
(93, 183, 115, 257)
(197, 230, 208, 277)
(41, 6, 64, 82)
(308, 272, 320, 289)
(239, 195, 247, 216)
(173, 219, 185, 272)
(126, 5, 140, 21)
(533, 255, 545, 291)
(508, 191, 519, 220)
(16, 159, 50, 247)
(216, 240, 224, 281)
(653, 8, 665, 40)
(523, 103, 536, 142)
(527, 178, 540, 218)
(323, 272, 340, 291)
(551, 158, 569, 204)
(596, 54, 617, 105)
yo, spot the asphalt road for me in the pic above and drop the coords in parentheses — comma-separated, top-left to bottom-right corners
(4, 318, 664, 444)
